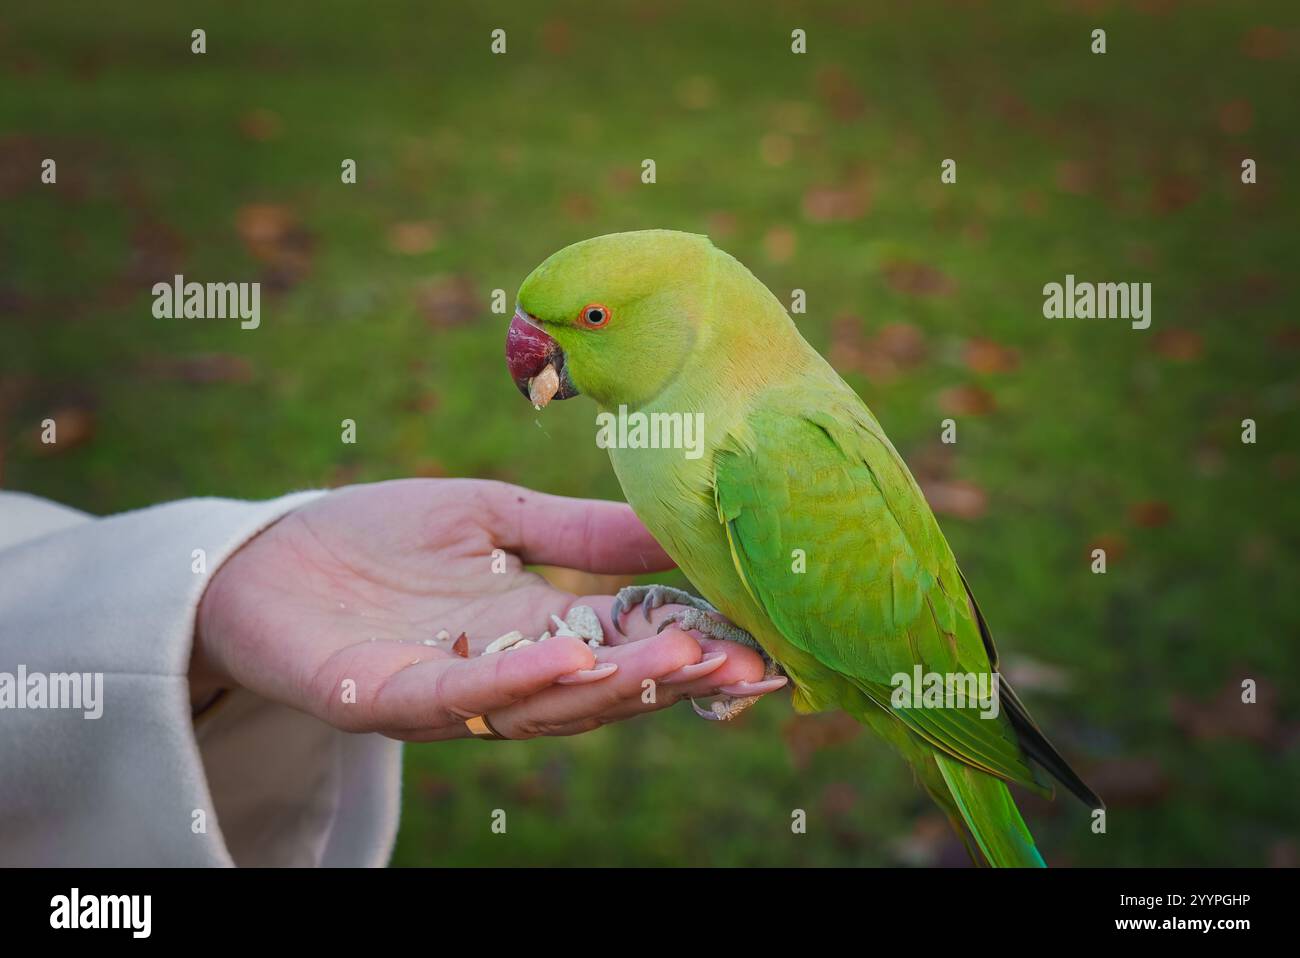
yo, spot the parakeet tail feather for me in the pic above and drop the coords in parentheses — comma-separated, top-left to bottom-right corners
(933, 752, 1046, 868)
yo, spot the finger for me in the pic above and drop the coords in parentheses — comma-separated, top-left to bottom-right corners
(393, 634, 782, 742)
(481, 483, 675, 574)
(485, 628, 704, 739)
(718, 677, 788, 696)
(384, 723, 475, 743)
(657, 650, 729, 684)
(687, 637, 768, 686)
(590, 635, 779, 722)
(517, 653, 787, 732)
(314, 635, 599, 732)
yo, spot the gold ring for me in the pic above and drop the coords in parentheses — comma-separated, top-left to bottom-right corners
(466, 714, 506, 740)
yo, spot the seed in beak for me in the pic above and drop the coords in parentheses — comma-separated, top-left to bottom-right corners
(529, 363, 560, 409)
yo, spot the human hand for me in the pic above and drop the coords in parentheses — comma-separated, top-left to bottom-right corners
(193, 478, 782, 740)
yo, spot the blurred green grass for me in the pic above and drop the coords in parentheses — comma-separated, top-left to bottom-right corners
(2, 1, 1298, 865)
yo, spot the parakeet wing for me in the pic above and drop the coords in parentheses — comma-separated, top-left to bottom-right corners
(713, 384, 1045, 791)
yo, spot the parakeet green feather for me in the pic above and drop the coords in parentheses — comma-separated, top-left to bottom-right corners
(510, 229, 1101, 867)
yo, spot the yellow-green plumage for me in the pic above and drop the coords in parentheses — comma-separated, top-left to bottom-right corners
(517, 230, 1099, 867)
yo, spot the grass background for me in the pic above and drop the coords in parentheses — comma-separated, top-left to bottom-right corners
(2, 1, 1298, 866)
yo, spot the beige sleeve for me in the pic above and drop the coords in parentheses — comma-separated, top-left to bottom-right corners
(0, 491, 403, 866)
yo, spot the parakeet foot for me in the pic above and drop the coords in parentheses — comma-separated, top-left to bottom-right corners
(651, 608, 787, 721)
(688, 670, 789, 721)
(610, 584, 718, 635)
(654, 607, 752, 646)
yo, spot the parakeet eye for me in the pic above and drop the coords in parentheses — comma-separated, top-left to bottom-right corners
(579, 304, 610, 328)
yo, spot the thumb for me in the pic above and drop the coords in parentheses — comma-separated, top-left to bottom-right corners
(479, 481, 675, 574)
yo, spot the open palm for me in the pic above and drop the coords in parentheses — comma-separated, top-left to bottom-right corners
(194, 478, 777, 741)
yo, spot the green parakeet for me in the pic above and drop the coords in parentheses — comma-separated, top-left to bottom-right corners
(505, 229, 1101, 867)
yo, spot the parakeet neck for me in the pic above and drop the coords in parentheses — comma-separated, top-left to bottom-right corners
(639, 248, 820, 422)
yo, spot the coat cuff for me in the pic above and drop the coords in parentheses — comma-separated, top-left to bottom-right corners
(0, 491, 402, 866)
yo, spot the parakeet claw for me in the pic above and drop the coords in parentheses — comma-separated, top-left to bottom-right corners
(610, 584, 719, 635)
(691, 695, 762, 721)
(610, 590, 786, 721)
(687, 668, 789, 720)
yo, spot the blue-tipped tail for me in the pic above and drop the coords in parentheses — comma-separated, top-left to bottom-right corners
(934, 752, 1046, 868)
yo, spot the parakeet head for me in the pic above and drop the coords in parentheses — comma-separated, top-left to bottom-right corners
(506, 230, 717, 409)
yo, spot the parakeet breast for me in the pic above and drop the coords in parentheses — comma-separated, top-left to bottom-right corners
(603, 385, 859, 715)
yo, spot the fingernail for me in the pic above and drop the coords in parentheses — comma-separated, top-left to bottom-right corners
(718, 676, 788, 696)
(659, 652, 728, 684)
(555, 663, 619, 685)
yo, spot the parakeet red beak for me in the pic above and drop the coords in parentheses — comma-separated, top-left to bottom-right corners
(506, 308, 578, 407)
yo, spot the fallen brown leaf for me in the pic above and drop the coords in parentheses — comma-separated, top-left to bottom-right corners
(1240, 26, 1287, 60)
(606, 166, 636, 192)
(963, 338, 1020, 374)
(782, 712, 862, 770)
(415, 773, 456, 803)
(907, 441, 956, 486)
(239, 108, 282, 142)
(705, 211, 738, 238)
(763, 226, 796, 264)
(540, 19, 572, 56)
(513, 757, 570, 810)
(759, 133, 792, 167)
(675, 75, 718, 110)
(1272, 325, 1300, 350)
(937, 384, 996, 416)
(1270, 453, 1299, 481)
(411, 458, 447, 478)
(820, 780, 860, 818)
(1020, 189, 1047, 216)
(1152, 328, 1204, 362)
(31, 406, 95, 456)
(814, 65, 865, 120)
(0, 286, 30, 316)
(235, 204, 296, 250)
(126, 219, 187, 286)
(828, 314, 870, 375)
(403, 391, 440, 414)
(1194, 441, 1225, 477)
(140, 353, 254, 385)
(892, 814, 971, 868)
(1268, 840, 1298, 868)
(0, 134, 41, 200)
(876, 323, 927, 366)
(1130, 500, 1173, 528)
(1151, 173, 1200, 215)
(1170, 675, 1278, 745)
(234, 203, 314, 288)
(386, 221, 440, 255)
(415, 275, 479, 328)
(882, 260, 957, 298)
(802, 180, 871, 223)
(1055, 159, 1095, 196)
(830, 317, 928, 382)
(561, 193, 595, 221)
(920, 478, 987, 520)
(768, 99, 815, 136)
(1084, 757, 1170, 808)
(324, 462, 363, 488)
(1217, 99, 1254, 135)
(1087, 533, 1128, 563)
